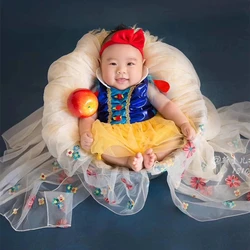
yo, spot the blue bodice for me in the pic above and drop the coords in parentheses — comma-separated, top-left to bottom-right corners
(97, 76, 157, 124)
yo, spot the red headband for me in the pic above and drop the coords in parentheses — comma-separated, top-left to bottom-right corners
(100, 29, 145, 57)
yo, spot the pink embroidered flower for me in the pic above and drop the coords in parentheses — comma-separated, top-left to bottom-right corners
(56, 219, 70, 228)
(246, 192, 250, 201)
(183, 141, 196, 158)
(26, 195, 36, 209)
(121, 178, 133, 190)
(104, 197, 116, 204)
(59, 171, 74, 184)
(190, 177, 206, 190)
(225, 175, 241, 188)
(200, 186, 213, 196)
(87, 168, 97, 177)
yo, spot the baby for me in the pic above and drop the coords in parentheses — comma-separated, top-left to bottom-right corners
(79, 25, 196, 172)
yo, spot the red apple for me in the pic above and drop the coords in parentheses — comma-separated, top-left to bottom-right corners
(67, 88, 98, 118)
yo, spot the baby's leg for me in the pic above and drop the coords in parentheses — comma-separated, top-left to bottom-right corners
(155, 149, 175, 162)
(102, 153, 143, 172)
(143, 149, 157, 169)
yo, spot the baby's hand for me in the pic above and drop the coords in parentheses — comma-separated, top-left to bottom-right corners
(180, 123, 196, 141)
(80, 131, 94, 152)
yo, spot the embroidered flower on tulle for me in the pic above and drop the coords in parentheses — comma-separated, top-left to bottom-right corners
(56, 219, 70, 228)
(58, 195, 65, 202)
(234, 189, 241, 197)
(190, 177, 206, 190)
(183, 141, 196, 158)
(154, 157, 175, 173)
(199, 124, 204, 131)
(52, 160, 60, 166)
(103, 198, 115, 204)
(94, 188, 101, 196)
(225, 175, 241, 188)
(227, 139, 240, 149)
(12, 208, 18, 215)
(66, 184, 78, 193)
(223, 201, 236, 208)
(59, 171, 75, 184)
(73, 151, 80, 160)
(52, 160, 62, 171)
(127, 200, 135, 210)
(38, 198, 45, 205)
(66, 145, 81, 160)
(66, 149, 74, 157)
(26, 195, 36, 209)
(198, 124, 205, 135)
(246, 192, 250, 201)
(40, 173, 46, 180)
(9, 184, 20, 194)
(73, 145, 80, 151)
(53, 195, 65, 209)
(154, 164, 168, 173)
(200, 186, 213, 196)
(87, 167, 97, 177)
(121, 178, 133, 190)
(100, 188, 108, 196)
(182, 202, 189, 210)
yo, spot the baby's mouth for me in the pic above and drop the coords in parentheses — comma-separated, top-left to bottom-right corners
(116, 78, 128, 84)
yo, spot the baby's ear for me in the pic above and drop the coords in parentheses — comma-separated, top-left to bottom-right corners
(143, 58, 146, 64)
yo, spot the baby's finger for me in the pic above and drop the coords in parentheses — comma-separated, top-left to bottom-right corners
(86, 137, 94, 143)
(83, 141, 93, 147)
(188, 131, 196, 141)
(83, 134, 93, 142)
(186, 134, 191, 140)
(86, 132, 93, 138)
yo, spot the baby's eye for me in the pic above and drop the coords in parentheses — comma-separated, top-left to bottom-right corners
(109, 62, 117, 66)
(127, 62, 135, 66)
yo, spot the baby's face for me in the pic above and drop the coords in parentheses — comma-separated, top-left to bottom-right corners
(100, 44, 144, 90)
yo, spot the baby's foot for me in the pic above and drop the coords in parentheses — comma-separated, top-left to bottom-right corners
(128, 153, 143, 172)
(143, 149, 157, 169)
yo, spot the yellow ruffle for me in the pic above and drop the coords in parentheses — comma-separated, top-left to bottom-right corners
(91, 115, 189, 160)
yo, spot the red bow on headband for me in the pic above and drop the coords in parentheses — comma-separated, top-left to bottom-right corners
(100, 29, 145, 57)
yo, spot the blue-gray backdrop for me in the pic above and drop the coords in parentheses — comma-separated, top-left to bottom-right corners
(1, 1, 250, 250)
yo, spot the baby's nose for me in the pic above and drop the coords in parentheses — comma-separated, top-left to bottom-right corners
(116, 67, 126, 74)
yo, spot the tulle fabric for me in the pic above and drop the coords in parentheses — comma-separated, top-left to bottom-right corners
(0, 27, 249, 231)
(91, 115, 186, 159)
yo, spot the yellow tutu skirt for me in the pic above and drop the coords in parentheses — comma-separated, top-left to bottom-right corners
(91, 115, 189, 160)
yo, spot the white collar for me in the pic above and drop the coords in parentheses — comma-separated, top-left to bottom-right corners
(96, 66, 149, 89)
